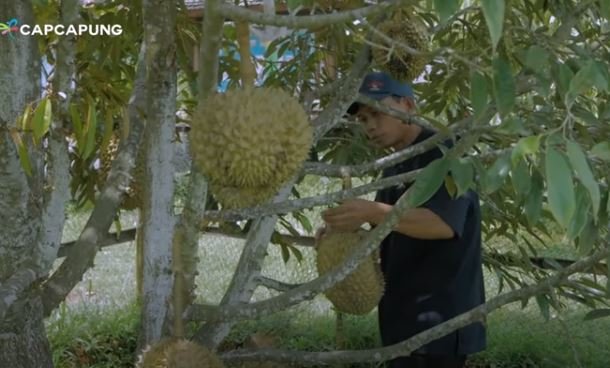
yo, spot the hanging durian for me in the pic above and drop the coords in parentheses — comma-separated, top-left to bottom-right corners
(315, 230, 385, 315)
(189, 87, 313, 208)
(371, 9, 429, 82)
(137, 338, 225, 368)
(208, 182, 279, 209)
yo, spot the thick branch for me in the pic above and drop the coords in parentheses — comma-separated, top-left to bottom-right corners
(0, 269, 37, 323)
(312, 45, 371, 141)
(37, 0, 80, 273)
(218, 0, 410, 29)
(220, 245, 610, 366)
(203, 168, 421, 222)
(256, 276, 301, 293)
(188, 175, 422, 324)
(40, 46, 148, 316)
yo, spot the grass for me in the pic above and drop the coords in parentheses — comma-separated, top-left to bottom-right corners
(47, 189, 610, 368)
(47, 300, 610, 368)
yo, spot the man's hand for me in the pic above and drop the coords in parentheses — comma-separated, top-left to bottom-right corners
(321, 199, 380, 232)
(313, 226, 327, 249)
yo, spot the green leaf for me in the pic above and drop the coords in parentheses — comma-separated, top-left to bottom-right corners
(32, 97, 52, 145)
(525, 170, 544, 226)
(288, 243, 304, 263)
(435, 0, 461, 23)
(70, 103, 83, 144)
(470, 71, 488, 118)
(535, 294, 551, 321)
(567, 183, 591, 241)
(591, 142, 610, 161)
(511, 135, 541, 165)
(557, 63, 574, 97)
(602, 0, 610, 20)
(407, 158, 450, 207)
(9, 129, 33, 177)
(545, 146, 576, 228)
(576, 218, 598, 255)
(566, 60, 608, 104)
(83, 102, 98, 160)
(525, 45, 549, 73)
(584, 309, 610, 321)
(294, 211, 313, 233)
(566, 140, 601, 221)
(280, 243, 290, 264)
(492, 56, 515, 116)
(449, 158, 474, 197)
(484, 152, 511, 193)
(20, 102, 34, 132)
(481, 0, 505, 50)
(511, 158, 531, 199)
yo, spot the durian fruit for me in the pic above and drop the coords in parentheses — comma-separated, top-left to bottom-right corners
(97, 132, 144, 210)
(209, 182, 279, 209)
(190, 87, 313, 208)
(137, 338, 225, 368)
(371, 9, 429, 82)
(315, 230, 385, 315)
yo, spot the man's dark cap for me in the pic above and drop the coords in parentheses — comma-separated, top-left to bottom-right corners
(347, 72, 415, 114)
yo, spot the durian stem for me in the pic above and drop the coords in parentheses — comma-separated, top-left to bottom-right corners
(236, 21, 256, 87)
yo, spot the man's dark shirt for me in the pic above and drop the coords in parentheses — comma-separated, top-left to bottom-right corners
(375, 128, 486, 355)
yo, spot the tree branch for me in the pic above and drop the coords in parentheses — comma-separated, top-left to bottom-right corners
(202, 114, 498, 222)
(40, 45, 149, 317)
(218, 0, 412, 29)
(202, 168, 421, 223)
(194, 32, 373, 347)
(37, 0, 80, 273)
(188, 172, 423, 324)
(303, 113, 479, 178)
(0, 269, 38, 323)
(312, 45, 372, 141)
(256, 276, 301, 293)
(219, 245, 610, 366)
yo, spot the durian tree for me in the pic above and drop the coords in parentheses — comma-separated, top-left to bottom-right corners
(1, 0, 610, 367)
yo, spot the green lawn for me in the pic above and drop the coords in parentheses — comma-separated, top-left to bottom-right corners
(47, 191, 610, 367)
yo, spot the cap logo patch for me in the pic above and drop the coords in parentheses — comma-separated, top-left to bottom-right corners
(367, 80, 383, 91)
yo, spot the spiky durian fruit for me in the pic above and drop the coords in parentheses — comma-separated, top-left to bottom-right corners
(209, 183, 278, 209)
(371, 9, 429, 82)
(137, 338, 225, 368)
(98, 133, 143, 210)
(315, 230, 384, 315)
(190, 87, 313, 207)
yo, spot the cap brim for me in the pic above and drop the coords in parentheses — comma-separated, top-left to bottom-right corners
(346, 92, 390, 115)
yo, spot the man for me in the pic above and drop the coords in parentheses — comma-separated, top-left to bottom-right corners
(319, 72, 486, 368)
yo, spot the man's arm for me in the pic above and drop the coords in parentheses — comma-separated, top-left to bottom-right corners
(321, 198, 456, 240)
(367, 202, 455, 240)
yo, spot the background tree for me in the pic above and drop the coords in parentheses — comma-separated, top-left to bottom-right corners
(1, 0, 609, 367)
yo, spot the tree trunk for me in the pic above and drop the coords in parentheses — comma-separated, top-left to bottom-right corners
(0, 296, 53, 368)
(0, 1, 54, 366)
(137, 0, 178, 349)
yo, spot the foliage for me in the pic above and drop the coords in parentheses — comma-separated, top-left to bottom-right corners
(47, 302, 610, 367)
(5, 0, 610, 364)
